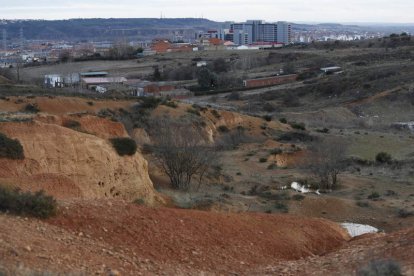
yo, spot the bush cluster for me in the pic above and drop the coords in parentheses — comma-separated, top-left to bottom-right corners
(278, 132, 314, 142)
(23, 103, 40, 113)
(376, 152, 392, 164)
(0, 186, 57, 218)
(0, 133, 25, 160)
(140, 97, 161, 109)
(161, 100, 178, 108)
(110, 137, 138, 156)
(289, 122, 306, 130)
(279, 118, 288, 124)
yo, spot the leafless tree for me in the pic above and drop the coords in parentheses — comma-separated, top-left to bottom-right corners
(215, 126, 247, 150)
(149, 117, 217, 191)
(307, 137, 348, 190)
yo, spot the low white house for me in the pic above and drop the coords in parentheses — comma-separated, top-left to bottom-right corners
(44, 74, 64, 88)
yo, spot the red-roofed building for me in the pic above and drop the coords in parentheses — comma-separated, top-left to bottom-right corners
(151, 40, 172, 53)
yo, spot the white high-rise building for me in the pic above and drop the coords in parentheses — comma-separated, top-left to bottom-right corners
(276, 21, 292, 45)
(228, 20, 292, 45)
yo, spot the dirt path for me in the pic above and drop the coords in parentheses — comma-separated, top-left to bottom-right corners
(346, 86, 402, 107)
(184, 81, 305, 110)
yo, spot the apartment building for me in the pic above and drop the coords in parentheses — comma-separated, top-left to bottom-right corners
(229, 20, 291, 45)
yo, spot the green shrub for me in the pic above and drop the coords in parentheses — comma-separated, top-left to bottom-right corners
(217, 125, 230, 133)
(140, 97, 161, 109)
(23, 103, 40, 113)
(278, 132, 314, 142)
(110, 137, 137, 156)
(367, 192, 381, 200)
(86, 101, 94, 106)
(376, 152, 392, 164)
(0, 186, 57, 218)
(259, 157, 268, 163)
(279, 118, 288, 124)
(0, 133, 24, 160)
(289, 122, 306, 130)
(357, 259, 402, 276)
(263, 115, 272, 122)
(161, 100, 178, 108)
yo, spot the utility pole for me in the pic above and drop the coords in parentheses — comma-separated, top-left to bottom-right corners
(2, 29, 6, 51)
(20, 27, 24, 50)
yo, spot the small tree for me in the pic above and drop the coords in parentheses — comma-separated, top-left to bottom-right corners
(212, 58, 229, 73)
(307, 137, 347, 190)
(58, 50, 72, 63)
(0, 132, 25, 160)
(149, 117, 216, 190)
(197, 67, 217, 89)
(152, 66, 162, 81)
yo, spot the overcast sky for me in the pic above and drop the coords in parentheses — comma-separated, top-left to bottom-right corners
(0, 0, 412, 23)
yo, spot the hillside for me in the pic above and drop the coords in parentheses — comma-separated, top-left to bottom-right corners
(0, 18, 220, 41)
(1, 33, 414, 274)
(3, 18, 409, 41)
(0, 199, 350, 275)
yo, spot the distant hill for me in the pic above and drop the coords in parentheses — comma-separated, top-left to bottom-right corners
(0, 18, 220, 41)
(0, 18, 411, 42)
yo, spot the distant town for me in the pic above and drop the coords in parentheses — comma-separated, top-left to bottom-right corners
(0, 18, 410, 97)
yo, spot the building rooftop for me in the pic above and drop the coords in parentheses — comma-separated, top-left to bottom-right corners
(80, 71, 108, 77)
(82, 77, 127, 84)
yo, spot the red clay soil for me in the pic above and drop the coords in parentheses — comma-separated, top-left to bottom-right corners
(1, 200, 413, 275)
(45, 200, 348, 274)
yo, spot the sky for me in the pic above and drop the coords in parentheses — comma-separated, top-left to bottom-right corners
(0, 0, 413, 23)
